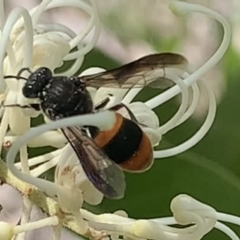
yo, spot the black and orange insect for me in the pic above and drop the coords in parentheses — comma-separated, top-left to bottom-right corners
(4, 53, 187, 199)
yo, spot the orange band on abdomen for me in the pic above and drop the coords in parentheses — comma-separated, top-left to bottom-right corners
(93, 112, 123, 148)
(120, 132, 153, 172)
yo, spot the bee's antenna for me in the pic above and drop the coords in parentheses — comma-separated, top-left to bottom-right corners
(4, 67, 32, 81)
(4, 75, 28, 81)
(17, 67, 32, 77)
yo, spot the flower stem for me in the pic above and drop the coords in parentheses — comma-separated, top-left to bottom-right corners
(0, 159, 85, 237)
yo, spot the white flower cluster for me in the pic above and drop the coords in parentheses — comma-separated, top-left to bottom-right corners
(0, 1, 239, 240)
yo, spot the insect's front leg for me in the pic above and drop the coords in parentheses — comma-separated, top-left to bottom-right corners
(3, 103, 41, 111)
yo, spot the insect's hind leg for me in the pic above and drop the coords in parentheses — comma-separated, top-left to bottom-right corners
(94, 97, 111, 110)
(108, 103, 138, 123)
(94, 97, 139, 123)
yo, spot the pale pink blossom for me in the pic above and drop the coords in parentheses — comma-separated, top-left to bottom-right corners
(0, 184, 22, 225)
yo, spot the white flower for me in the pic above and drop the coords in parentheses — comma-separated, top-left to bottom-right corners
(2, 1, 238, 240)
(6, 0, 231, 209)
(0, 0, 100, 192)
(1, 0, 100, 149)
(0, 184, 23, 225)
(84, 194, 240, 240)
(55, 144, 104, 206)
(0, 0, 101, 238)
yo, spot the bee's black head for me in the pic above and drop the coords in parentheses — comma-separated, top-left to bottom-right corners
(22, 67, 53, 99)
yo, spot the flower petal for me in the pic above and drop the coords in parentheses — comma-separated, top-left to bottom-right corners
(141, 127, 162, 146)
(55, 144, 104, 206)
(0, 184, 22, 225)
(26, 205, 83, 240)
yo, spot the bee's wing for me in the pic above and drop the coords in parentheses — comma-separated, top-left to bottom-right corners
(61, 126, 126, 199)
(81, 53, 187, 89)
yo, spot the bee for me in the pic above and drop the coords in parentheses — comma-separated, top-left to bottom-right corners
(4, 53, 187, 199)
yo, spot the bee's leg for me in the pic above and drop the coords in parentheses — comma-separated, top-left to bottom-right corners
(95, 99, 142, 125)
(108, 103, 138, 123)
(29, 104, 41, 111)
(3, 103, 40, 111)
(3, 104, 27, 108)
(94, 97, 111, 110)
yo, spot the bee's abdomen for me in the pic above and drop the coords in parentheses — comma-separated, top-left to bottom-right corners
(93, 113, 153, 172)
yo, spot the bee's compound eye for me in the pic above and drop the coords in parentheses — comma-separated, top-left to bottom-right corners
(22, 84, 39, 98)
(23, 67, 53, 99)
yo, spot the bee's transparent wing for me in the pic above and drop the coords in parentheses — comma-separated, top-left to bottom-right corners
(61, 126, 126, 199)
(81, 53, 187, 89)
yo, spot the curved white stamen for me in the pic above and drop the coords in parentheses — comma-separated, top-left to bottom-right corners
(215, 222, 239, 240)
(6, 41, 17, 70)
(22, 13, 33, 69)
(0, 108, 9, 154)
(67, 0, 95, 49)
(27, 0, 99, 61)
(154, 80, 216, 158)
(0, 1, 17, 70)
(37, 23, 75, 38)
(216, 213, 240, 225)
(63, 0, 101, 60)
(0, 0, 4, 30)
(147, 1, 231, 107)
(159, 81, 200, 134)
(38, 0, 99, 61)
(89, 216, 206, 240)
(122, 74, 189, 135)
(48, 29, 85, 76)
(62, 56, 85, 76)
(6, 111, 115, 196)
(124, 2, 231, 111)
(157, 73, 188, 135)
(31, 157, 59, 177)
(122, 88, 142, 105)
(36, 23, 85, 76)
(15, 151, 60, 170)
(81, 208, 134, 223)
(152, 217, 240, 240)
(0, 8, 33, 93)
(4, 130, 66, 149)
(175, 82, 200, 128)
(31, 0, 52, 27)
(82, 191, 240, 240)
(84, 195, 216, 240)
(46, 0, 92, 16)
(15, 149, 62, 169)
(20, 144, 30, 173)
(12, 10, 34, 108)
